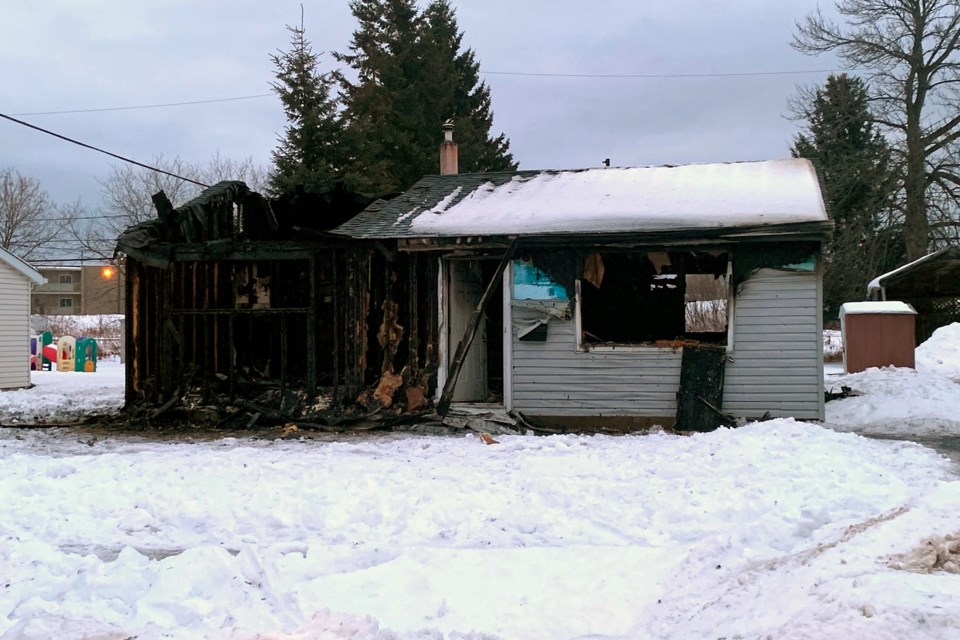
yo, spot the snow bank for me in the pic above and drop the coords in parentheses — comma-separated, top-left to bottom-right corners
(826, 323, 960, 437)
(1, 421, 958, 639)
(917, 323, 960, 375)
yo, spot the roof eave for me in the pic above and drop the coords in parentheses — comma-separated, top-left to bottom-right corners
(338, 220, 834, 245)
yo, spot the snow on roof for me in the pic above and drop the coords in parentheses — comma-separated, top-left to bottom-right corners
(0, 247, 45, 284)
(840, 301, 916, 316)
(407, 159, 827, 236)
(866, 246, 959, 294)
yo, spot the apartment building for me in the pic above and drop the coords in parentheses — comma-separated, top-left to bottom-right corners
(32, 264, 125, 315)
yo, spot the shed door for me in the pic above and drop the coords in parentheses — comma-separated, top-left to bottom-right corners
(448, 260, 488, 402)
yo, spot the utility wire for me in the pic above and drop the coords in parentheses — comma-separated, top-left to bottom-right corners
(5, 67, 845, 117)
(34, 214, 135, 222)
(12, 94, 274, 116)
(0, 112, 210, 188)
(481, 68, 841, 79)
(26, 257, 114, 263)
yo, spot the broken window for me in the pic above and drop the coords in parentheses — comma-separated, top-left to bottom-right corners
(513, 259, 569, 301)
(578, 250, 730, 346)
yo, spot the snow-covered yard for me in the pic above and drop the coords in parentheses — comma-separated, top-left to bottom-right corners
(2, 331, 960, 638)
(826, 323, 960, 438)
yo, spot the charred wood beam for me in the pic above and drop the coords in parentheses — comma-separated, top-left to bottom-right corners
(357, 253, 370, 389)
(395, 223, 833, 252)
(436, 239, 518, 417)
(168, 308, 309, 315)
(306, 255, 318, 394)
(375, 241, 396, 263)
(152, 191, 176, 222)
(124, 262, 138, 405)
(119, 247, 172, 270)
(159, 273, 175, 401)
(408, 253, 419, 374)
(173, 243, 318, 262)
(228, 313, 236, 397)
(332, 251, 341, 400)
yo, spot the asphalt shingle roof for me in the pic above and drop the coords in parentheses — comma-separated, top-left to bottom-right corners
(331, 171, 543, 239)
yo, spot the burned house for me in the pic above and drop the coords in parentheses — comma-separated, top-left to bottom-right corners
(115, 181, 402, 421)
(332, 158, 833, 430)
(117, 155, 832, 432)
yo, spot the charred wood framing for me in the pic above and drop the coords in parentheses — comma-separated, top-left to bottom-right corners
(116, 181, 404, 422)
(675, 345, 729, 432)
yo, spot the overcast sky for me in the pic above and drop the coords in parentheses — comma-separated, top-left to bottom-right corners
(1, 0, 841, 208)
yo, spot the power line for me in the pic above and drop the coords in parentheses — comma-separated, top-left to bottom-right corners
(481, 68, 842, 79)
(0, 112, 210, 188)
(34, 214, 133, 222)
(11, 94, 274, 117)
(5, 67, 847, 118)
(25, 257, 113, 263)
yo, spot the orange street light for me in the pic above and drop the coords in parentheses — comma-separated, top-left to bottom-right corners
(102, 266, 115, 279)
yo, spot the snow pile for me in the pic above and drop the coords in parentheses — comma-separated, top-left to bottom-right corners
(1, 421, 958, 639)
(826, 323, 960, 436)
(916, 322, 960, 375)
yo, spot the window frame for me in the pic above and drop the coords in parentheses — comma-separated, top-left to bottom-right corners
(574, 251, 734, 353)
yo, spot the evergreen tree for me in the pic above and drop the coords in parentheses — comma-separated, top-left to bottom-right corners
(791, 74, 901, 322)
(269, 22, 343, 196)
(335, 0, 423, 194)
(336, 0, 515, 194)
(420, 1, 514, 175)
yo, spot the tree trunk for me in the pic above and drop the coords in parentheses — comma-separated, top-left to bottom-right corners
(903, 131, 929, 261)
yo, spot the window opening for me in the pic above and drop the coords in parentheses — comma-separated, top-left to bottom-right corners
(58, 274, 72, 284)
(579, 250, 729, 346)
(59, 298, 73, 308)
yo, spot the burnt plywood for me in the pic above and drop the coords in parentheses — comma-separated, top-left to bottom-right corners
(675, 345, 727, 432)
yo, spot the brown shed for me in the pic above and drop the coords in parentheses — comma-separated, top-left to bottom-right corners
(840, 301, 917, 373)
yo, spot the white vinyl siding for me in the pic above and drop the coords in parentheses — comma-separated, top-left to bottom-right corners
(509, 264, 824, 422)
(723, 267, 824, 420)
(0, 261, 33, 389)
(511, 304, 682, 417)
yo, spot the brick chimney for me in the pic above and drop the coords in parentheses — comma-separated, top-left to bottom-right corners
(440, 120, 458, 175)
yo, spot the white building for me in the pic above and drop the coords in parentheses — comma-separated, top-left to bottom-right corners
(0, 247, 46, 389)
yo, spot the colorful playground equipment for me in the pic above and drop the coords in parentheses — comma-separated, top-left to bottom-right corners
(29, 331, 53, 370)
(29, 332, 98, 372)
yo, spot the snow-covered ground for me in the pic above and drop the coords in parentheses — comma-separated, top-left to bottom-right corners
(826, 323, 960, 438)
(0, 357, 124, 425)
(1, 329, 960, 638)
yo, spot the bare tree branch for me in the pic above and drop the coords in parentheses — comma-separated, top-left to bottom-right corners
(794, 0, 960, 259)
(0, 167, 58, 261)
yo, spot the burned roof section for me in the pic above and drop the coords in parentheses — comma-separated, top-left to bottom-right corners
(116, 180, 381, 268)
